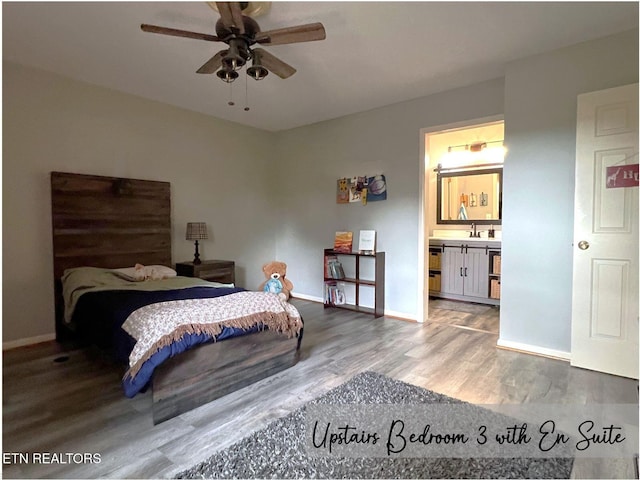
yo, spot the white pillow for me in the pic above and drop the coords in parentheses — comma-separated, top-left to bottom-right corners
(113, 264, 177, 281)
(112, 266, 145, 281)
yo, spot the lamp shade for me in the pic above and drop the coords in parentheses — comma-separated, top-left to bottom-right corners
(186, 222, 208, 240)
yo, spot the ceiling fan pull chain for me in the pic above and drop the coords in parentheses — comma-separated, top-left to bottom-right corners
(228, 81, 235, 106)
(244, 71, 250, 111)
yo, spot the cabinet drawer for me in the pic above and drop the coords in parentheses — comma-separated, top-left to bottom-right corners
(199, 267, 234, 283)
(176, 261, 236, 284)
(490, 278, 501, 299)
(428, 272, 441, 292)
(428, 250, 442, 270)
(492, 255, 501, 274)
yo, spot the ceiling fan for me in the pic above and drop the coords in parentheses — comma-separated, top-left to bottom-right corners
(141, 2, 326, 83)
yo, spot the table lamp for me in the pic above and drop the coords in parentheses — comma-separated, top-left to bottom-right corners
(186, 222, 208, 265)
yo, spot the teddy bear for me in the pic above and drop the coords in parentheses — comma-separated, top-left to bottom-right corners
(259, 261, 294, 300)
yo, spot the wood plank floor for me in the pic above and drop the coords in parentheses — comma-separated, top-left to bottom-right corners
(3, 299, 638, 479)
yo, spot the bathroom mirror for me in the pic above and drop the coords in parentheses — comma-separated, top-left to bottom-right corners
(436, 167, 502, 225)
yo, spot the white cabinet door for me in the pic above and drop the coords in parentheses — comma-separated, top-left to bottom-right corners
(441, 247, 464, 295)
(463, 248, 490, 299)
(440, 246, 490, 298)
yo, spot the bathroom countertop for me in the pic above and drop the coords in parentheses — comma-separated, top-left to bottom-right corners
(430, 229, 501, 243)
(429, 230, 502, 244)
(429, 235, 501, 244)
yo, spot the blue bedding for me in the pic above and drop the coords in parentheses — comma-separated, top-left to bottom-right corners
(71, 286, 285, 397)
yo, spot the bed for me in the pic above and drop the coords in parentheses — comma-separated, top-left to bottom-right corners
(51, 171, 303, 424)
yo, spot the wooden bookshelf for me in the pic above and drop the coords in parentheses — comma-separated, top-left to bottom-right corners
(323, 249, 385, 318)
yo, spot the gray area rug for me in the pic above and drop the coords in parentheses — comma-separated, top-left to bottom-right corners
(176, 371, 573, 479)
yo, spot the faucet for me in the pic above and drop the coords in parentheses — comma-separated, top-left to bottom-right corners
(470, 223, 480, 238)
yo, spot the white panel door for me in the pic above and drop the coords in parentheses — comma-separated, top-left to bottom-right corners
(571, 83, 638, 379)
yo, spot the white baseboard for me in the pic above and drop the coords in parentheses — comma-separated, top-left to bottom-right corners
(289, 292, 323, 303)
(497, 338, 571, 361)
(3, 333, 56, 351)
(289, 293, 417, 322)
(385, 309, 418, 322)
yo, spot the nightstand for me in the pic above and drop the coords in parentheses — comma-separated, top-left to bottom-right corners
(175, 260, 235, 284)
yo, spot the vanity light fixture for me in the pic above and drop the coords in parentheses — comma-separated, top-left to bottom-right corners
(443, 140, 506, 168)
(435, 162, 504, 173)
(469, 141, 487, 152)
(448, 139, 503, 153)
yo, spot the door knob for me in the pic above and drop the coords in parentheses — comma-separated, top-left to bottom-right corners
(578, 240, 590, 250)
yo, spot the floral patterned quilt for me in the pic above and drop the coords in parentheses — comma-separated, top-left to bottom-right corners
(122, 291, 302, 379)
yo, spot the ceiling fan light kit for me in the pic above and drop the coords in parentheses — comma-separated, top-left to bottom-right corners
(206, 1, 272, 19)
(216, 68, 239, 83)
(141, 1, 326, 105)
(247, 49, 269, 80)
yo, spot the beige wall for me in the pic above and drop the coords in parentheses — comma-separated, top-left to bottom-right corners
(275, 78, 505, 318)
(273, 28, 638, 333)
(500, 28, 638, 354)
(4, 28, 638, 351)
(3, 62, 279, 343)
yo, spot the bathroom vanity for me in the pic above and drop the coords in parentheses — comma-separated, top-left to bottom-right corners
(428, 235, 501, 305)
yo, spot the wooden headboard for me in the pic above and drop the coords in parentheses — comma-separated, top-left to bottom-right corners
(51, 171, 171, 340)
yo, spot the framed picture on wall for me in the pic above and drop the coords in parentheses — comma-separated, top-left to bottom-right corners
(337, 178, 349, 203)
(367, 175, 387, 201)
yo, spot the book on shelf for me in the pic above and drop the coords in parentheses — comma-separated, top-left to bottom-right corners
(358, 230, 376, 253)
(328, 259, 345, 279)
(324, 281, 346, 305)
(324, 254, 337, 278)
(333, 231, 353, 253)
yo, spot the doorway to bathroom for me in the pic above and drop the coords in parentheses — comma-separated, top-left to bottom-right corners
(419, 116, 504, 334)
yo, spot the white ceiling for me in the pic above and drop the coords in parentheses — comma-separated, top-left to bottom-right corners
(3, 2, 638, 131)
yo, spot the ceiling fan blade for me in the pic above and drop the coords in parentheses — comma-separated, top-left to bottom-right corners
(216, 2, 234, 28)
(253, 48, 296, 79)
(255, 22, 326, 45)
(196, 50, 225, 74)
(229, 3, 246, 35)
(216, 2, 244, 34)
(141, 24, 220, 42)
